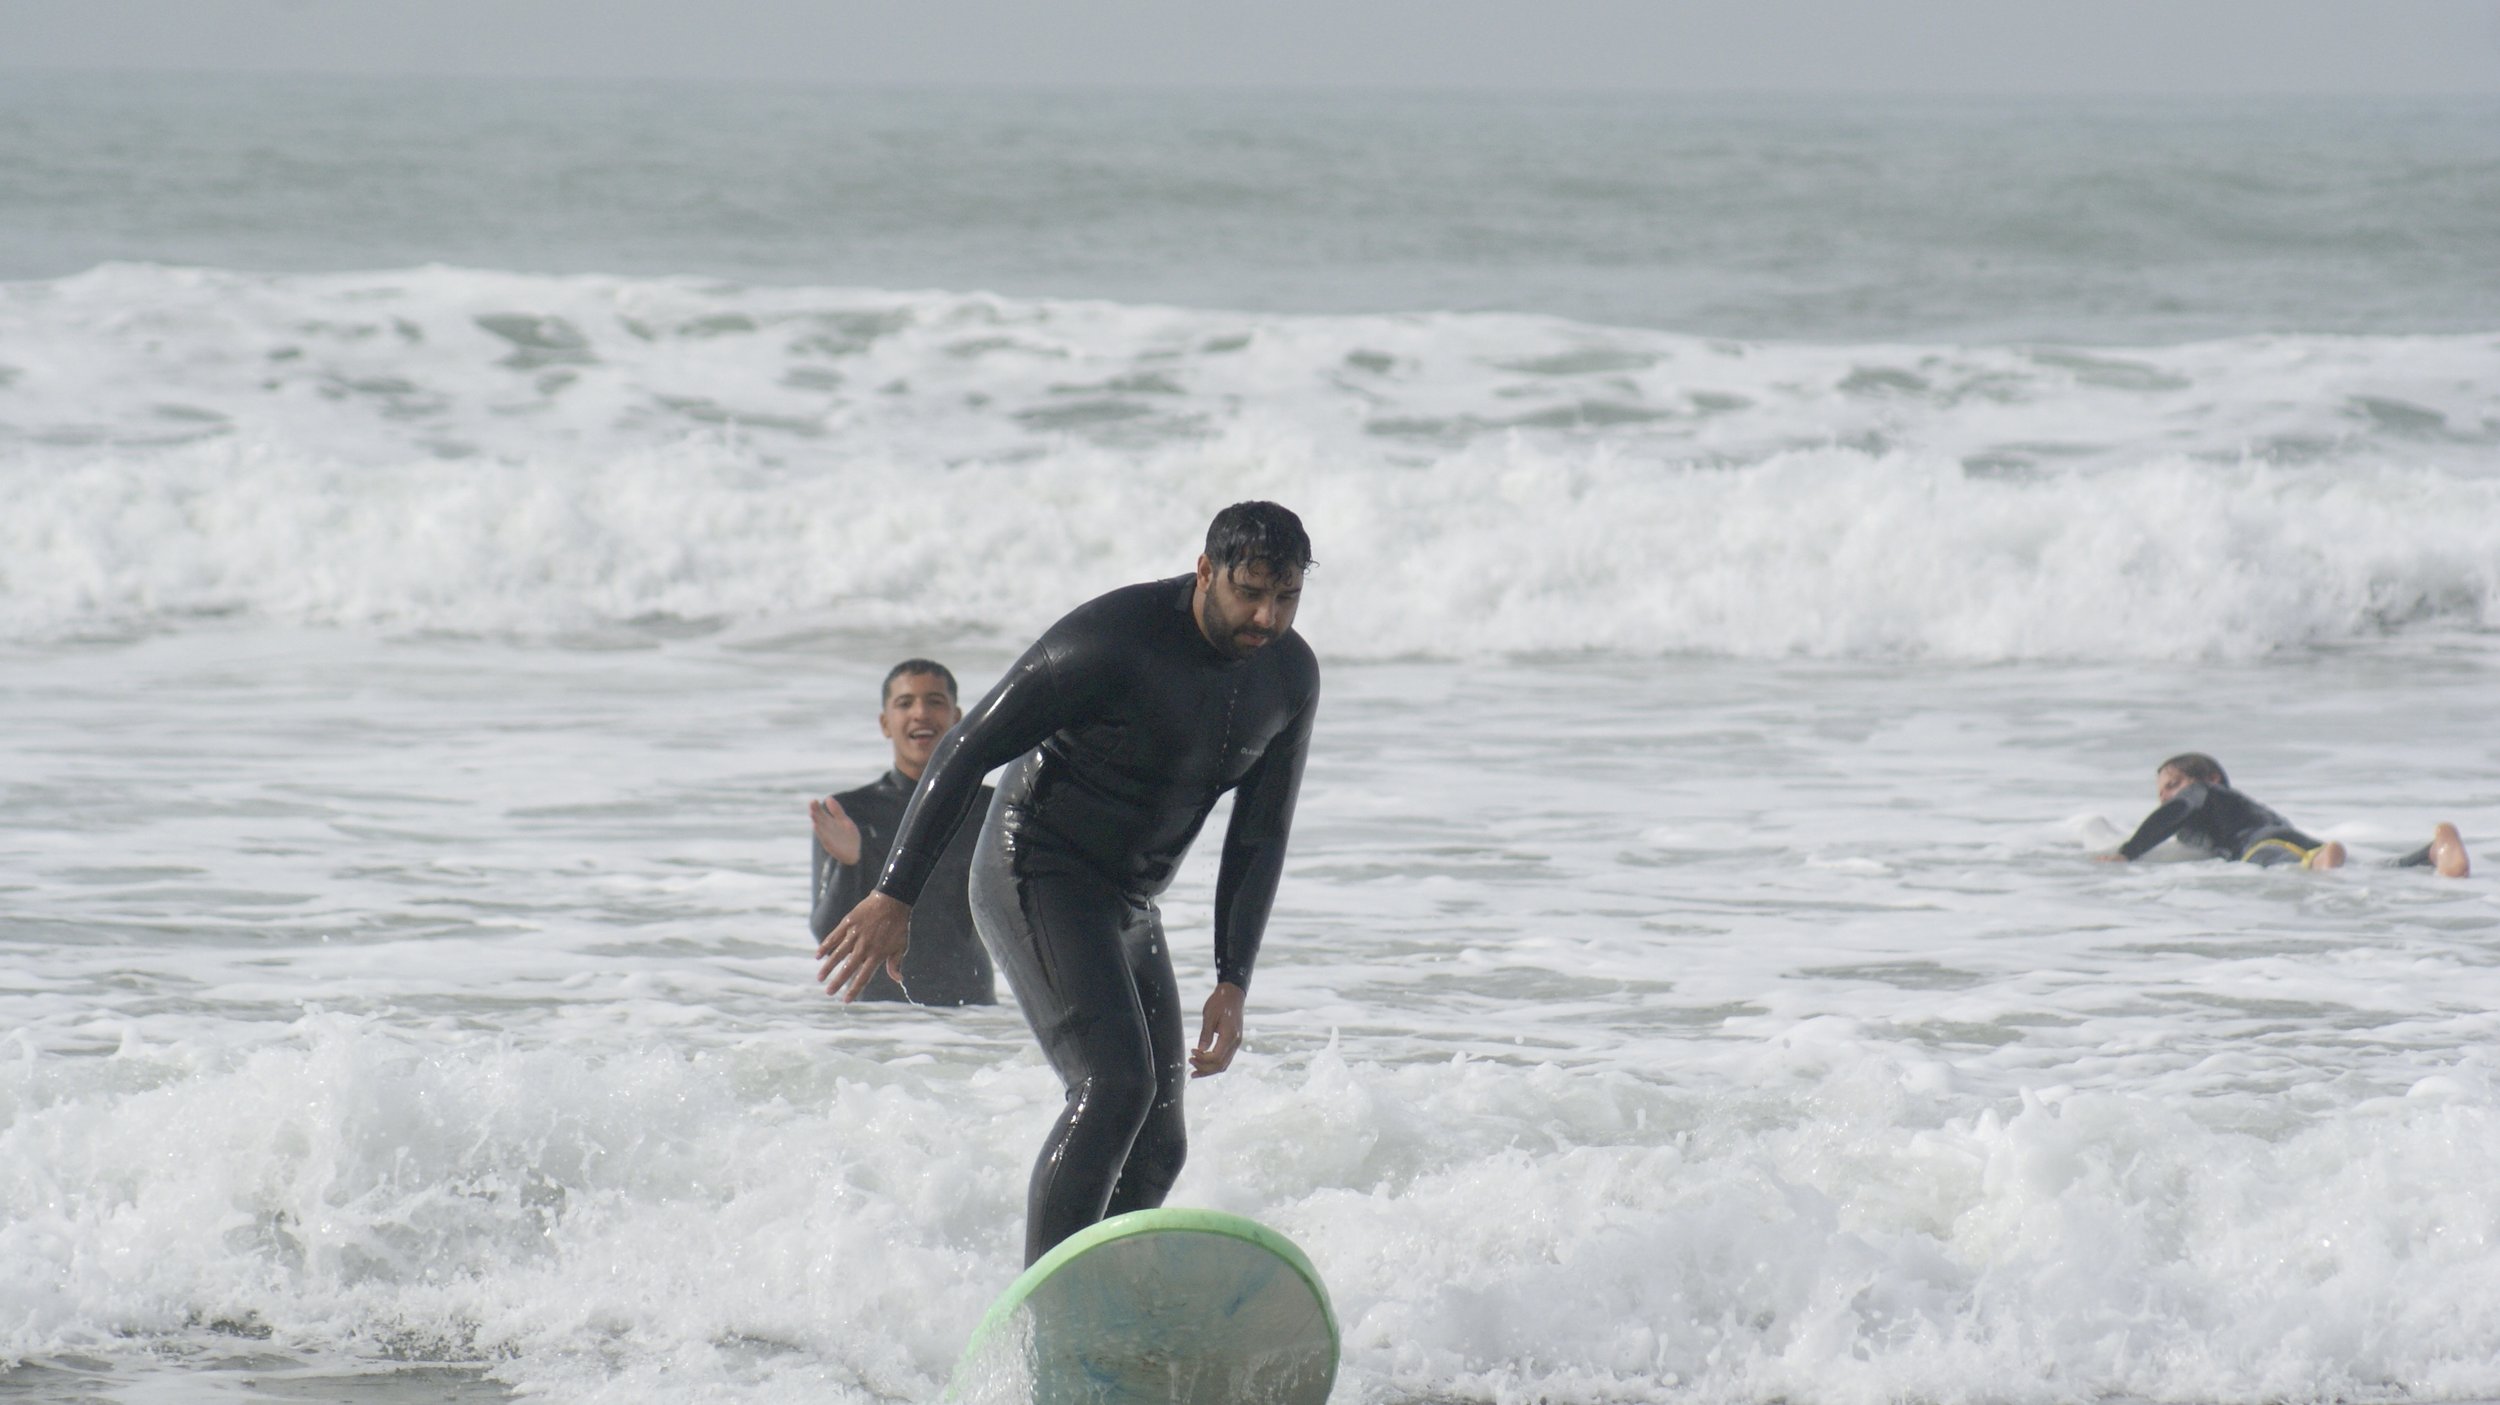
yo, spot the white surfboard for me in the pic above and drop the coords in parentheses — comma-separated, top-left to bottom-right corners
(948, 1208, 1339, 1405)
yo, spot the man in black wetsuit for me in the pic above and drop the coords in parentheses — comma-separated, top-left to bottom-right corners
(2099, 751, 2469, 875)
(807, 660, 996, 1006)
(817, 501, 1320, 1264)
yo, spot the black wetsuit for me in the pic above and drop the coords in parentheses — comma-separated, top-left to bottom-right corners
(810, 769, 996, 1006)
(874, 575, 1319, 1264)
(2118, 781, 2322, 866)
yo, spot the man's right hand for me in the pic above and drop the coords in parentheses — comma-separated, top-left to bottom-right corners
(817, 891, 911, 1001)
(810, 795, 862, 866)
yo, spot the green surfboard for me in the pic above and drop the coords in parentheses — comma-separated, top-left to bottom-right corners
(948, 1208, 1339, 1405)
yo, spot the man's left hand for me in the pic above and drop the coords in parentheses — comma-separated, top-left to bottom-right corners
(810, 795, 862, 866)
(1190, 982, 1246, 1078)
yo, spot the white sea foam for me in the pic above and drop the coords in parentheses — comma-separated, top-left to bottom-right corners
(9, 93, 2500, 1405)
(4, 265, 2496, 658)
(6, 631, 2499, 1404)
(7, 262, 2500, 1404)
(12, 1012, 2500, 1405)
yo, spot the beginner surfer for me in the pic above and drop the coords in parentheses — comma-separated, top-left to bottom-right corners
(808, 659, 997, 1005)
(2097, 752, 2469, 876)
(817, 501, 1320, 1264)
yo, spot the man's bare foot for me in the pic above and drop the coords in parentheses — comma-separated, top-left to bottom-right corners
(2430, 823, 2470, 879)
(2305, 840, 2347, 871)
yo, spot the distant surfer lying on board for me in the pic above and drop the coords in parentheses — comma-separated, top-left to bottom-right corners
(2096, 751, 2469, 876)
(818, 501, 1321, 1264)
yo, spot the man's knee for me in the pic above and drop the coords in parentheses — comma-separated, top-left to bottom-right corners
(1069, 1052, 1162, 1135)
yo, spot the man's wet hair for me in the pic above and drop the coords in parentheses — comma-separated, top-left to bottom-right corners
(882, 659, 959, 706)
(2160, 752, 2229, 788)
(1205, 501, 1315, 579)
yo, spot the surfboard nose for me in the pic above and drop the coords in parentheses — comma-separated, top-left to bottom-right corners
(950, 1208, 1339, 1405)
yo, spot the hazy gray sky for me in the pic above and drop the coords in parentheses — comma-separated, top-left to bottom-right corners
(4, 0, 2498, 94)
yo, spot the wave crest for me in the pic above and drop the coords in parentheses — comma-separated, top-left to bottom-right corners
(4, 266, 2495, 659)
(5, 431, 2493, 660)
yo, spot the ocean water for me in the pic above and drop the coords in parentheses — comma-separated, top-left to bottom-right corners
(4, 76, 2500, 1405)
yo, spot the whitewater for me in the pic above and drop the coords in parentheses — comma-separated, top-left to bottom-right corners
(4, 81, 2499, 1405)
(6, 265, 2495, 658)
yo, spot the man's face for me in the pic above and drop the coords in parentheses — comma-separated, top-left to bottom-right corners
(2156, 766, 2196, 803)
(1193, 556, 1303, 661)
(879, 672, 962, 777)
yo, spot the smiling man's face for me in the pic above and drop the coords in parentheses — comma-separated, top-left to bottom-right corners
(879, 671, 962, 780)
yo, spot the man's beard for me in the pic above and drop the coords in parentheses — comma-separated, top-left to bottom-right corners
(1199, 593, 1270, 660)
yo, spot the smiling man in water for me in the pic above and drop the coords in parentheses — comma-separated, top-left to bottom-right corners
(817, 501, 1320, 1264)
(808, 659, 996, 1006)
